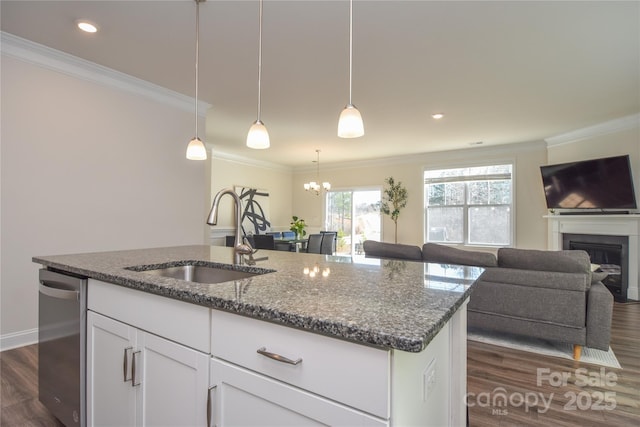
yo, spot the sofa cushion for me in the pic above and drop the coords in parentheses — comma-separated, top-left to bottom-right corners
(422, 243, 498, 267)
(497, 248, 591, 274)
(478, 267, 590, 293)
(362, 240, 423, 261)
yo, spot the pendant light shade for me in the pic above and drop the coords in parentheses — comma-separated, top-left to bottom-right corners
(186, 137, 207, 160)
(338, 104, 364, 138)
(246, 120, 270, 149)
(186, 0, 207, 160)
(247, 0, 270, 149)
(338, 0, 364, 138)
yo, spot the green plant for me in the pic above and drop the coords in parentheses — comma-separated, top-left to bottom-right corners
(289, 216, 307, 237)
(381, 176, 408, 244)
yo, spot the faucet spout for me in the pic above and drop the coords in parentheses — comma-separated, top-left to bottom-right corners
(207, 188, 254, 263)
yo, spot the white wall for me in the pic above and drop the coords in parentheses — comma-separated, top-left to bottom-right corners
(292, 141, 549, 250)
(1, 55, 208, 348)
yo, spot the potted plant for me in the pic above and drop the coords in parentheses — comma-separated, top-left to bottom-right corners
(381, 177, 408, 244)
(290, 216, 307, 239)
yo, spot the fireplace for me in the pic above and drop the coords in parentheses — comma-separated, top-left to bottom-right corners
(562, 233, 629, 301)
(546, 213, 639, 301)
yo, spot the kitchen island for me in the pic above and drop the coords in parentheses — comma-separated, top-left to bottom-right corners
(34, 245, 483, 426)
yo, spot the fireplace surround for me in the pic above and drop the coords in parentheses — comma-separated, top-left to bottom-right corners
(547, 214, 640, 301)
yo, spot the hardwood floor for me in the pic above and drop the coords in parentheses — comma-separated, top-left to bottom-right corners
(468, 301, 640, 426)
(0, 344, 63, 426)
(1, 302, 638, 426)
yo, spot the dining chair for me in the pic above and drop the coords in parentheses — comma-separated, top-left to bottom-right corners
(320, 232, 337, 255)
(252, 234, 276, 250)
(306, 234, 323, 254)
(225, 235, 235, 247)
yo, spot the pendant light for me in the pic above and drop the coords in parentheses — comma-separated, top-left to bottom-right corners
(186, 0, 207, 160)
(337, 0, 364, 138)
(304, 150, 331, 195)
(246, 0, 270, 149)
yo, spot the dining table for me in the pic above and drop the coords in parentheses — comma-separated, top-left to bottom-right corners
(274, 237, 308, 253)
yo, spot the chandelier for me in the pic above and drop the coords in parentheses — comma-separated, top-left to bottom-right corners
(303, 149, 331, 195)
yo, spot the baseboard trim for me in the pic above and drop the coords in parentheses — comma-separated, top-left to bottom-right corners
(0, 328, 38, 352)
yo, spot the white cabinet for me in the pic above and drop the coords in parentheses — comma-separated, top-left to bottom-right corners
(86, 278, 468, 426)
(210, 305, 469, 427)
(87, 279, 211, 425)
(209, 357, 387, 427)
(210, 309, 390, 419)
(87, 312, 209, 426)
(87, 311, 136, 426)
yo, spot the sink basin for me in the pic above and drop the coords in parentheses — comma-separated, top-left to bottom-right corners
(128, 262, 272, 284)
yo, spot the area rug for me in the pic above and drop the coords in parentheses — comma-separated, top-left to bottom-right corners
(468, 330, 621, 369)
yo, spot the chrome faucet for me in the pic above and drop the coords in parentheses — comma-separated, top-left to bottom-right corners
(207, 188, 254, 263)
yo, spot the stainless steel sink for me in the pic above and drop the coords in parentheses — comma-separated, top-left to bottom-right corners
(129, 262, 272, 284)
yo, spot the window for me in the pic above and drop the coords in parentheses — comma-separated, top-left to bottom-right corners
(424, 164, 513, 246)
(326, 190, 381, 255)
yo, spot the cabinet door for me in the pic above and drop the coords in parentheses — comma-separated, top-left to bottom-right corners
(210, 358, 387, 427)
(87, 311, 137, 427)
(137, 332, 209, 427)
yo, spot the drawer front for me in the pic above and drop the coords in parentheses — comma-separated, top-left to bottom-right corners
(210, 358, 388, 427)
(211, 310, 390, 419)
(88, 279, 210, 353)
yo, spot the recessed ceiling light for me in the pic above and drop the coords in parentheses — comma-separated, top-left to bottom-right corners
(76, 20, 98, 33)
(431, 113, 444, 120)
(469, 141, 484, 146)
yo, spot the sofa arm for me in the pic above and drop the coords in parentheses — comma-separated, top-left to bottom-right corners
(586, 282, 614, 351)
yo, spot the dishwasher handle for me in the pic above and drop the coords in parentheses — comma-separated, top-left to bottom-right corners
(39, 269, 83, 301)
(39, 282, 79, 300)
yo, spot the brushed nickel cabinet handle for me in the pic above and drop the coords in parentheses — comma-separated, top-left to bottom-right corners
(207, 385, 217, 427)
(131, 350, 141, 387)
(123, 347, 133, 382)
(257, 347, 302, 365)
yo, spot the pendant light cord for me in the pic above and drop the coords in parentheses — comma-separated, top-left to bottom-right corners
(257, 0, 264, 121)
(348, 0, 353, 105)
(194, 0, 200, 138)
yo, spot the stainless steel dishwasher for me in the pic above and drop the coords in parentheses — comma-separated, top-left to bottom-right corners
(38, 268, 87, 426)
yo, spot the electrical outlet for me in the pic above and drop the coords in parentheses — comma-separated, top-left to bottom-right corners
(422, 359, 437, 402)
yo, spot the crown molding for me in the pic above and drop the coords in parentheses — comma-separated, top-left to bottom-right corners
(545, 113, 640, 147)
(295, 140, 545, 172)
(213, 141, 543, 173)
(211, 149, 292, 172)
(1, 31, 210, 115)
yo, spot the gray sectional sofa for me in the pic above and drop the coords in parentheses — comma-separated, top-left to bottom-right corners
(362, 240, 614, 360)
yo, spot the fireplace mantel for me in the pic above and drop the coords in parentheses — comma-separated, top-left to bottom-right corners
(546, 214, 640, 300)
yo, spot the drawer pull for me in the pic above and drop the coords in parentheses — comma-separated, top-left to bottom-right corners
(257, 347, 302, 365)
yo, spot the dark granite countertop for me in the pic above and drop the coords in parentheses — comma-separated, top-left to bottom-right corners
(33, 245, 483, 352)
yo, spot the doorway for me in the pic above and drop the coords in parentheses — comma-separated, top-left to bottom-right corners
(325, 189, 381, 256)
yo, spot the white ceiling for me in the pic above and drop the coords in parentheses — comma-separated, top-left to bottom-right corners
(2, 0, 639, 166)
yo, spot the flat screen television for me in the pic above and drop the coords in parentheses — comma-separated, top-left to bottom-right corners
(540, 155, 638, 210)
